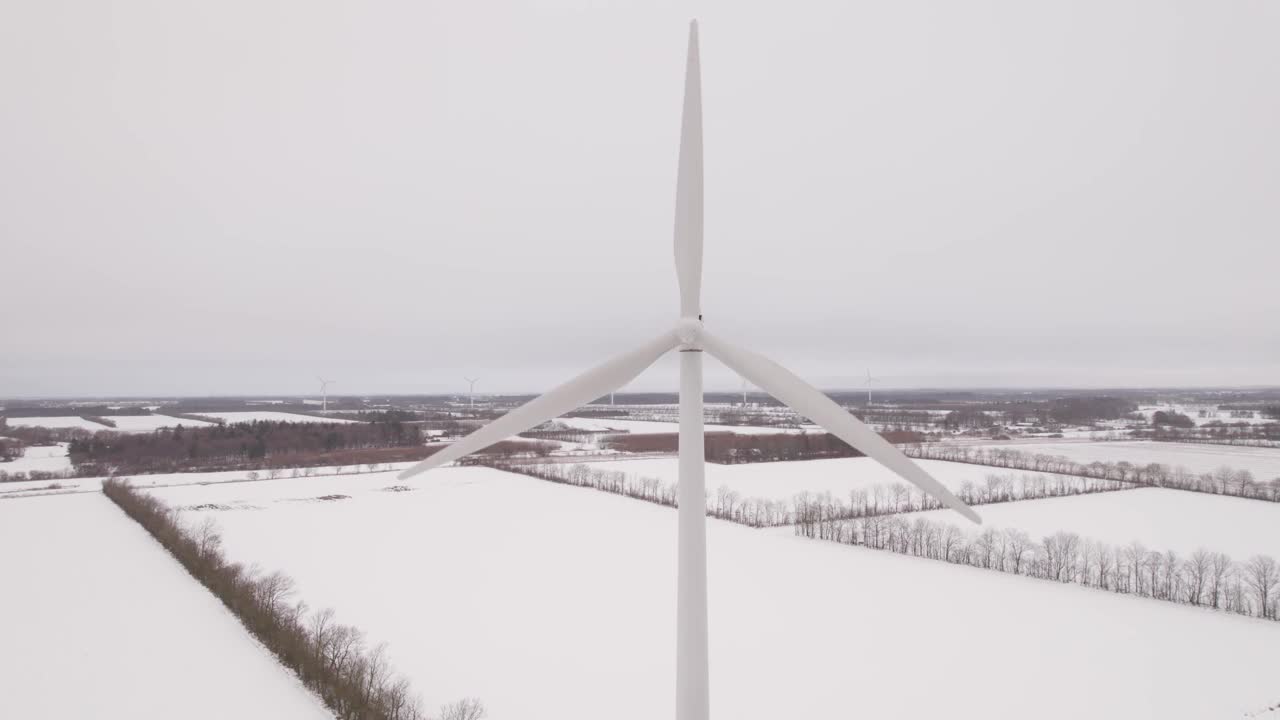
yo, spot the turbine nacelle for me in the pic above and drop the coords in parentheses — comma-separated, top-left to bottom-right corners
(676, 317, 704, 350)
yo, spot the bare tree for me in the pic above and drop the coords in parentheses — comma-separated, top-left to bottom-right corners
(1185, 550, 1211, 606)
(1209, 552, 1233, 609)
(1245, 555, 1279, 619)
(439, 698, 486, 720)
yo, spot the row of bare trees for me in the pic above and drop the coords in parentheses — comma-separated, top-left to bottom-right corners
(785, 472, 1127, 528)
(797, 514, 1280, 621)
(904, 444, 1280, 502)
(496, 461, 1127, 528)
(490, 462, 680, 509)
(1142, 430, 1280, 449)
(102, 479, 484, 720)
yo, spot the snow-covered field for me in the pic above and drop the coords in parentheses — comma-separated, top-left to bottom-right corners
(981, 440, 1280, 478)
(582, 456, 1094, 506)
(0, 442, 72, 476)
(906, 488, 1280, 560)
(557, 416, 806, 435)
(200, 411, 361, 425)
(0, 493, 332, 720)
(3, 415, 111, 431)
(0, 461, 418, 498)
(106, 413, 217, 431)
(145, 468, 1280, 719)
(4, 413, 216, 433)
(1138, 404, 1277, 426)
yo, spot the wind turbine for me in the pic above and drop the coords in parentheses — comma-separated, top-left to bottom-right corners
(463, 377, 479, 409)
(399, 22, 979, 720)
(865, 368, 879, 407)
(317, 377, 335, 413)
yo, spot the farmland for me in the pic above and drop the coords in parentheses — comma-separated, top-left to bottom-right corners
(142, 465, 1280, 720)
(556, 416, 805, 435)
(105, 413, 218, 431)
(581, 455, 1108, 507)
(0, 442, 72, 476)
(0, 493, 333, 720)
(195, 411, 362, 425)
(977, 440, 1280, 478)
(904, 487, 1280, 560)
(3, 415, 114, 431)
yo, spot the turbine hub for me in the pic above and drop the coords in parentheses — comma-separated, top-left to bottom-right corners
(677, 317, 703, 349)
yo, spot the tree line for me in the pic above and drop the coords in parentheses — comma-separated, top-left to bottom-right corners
(1138, 426, 1280, 447)
(784, 471, 1127, 528)
(102, 479, 485, 720)
(0, 423, 92, 445)
(796, 514, 1280, 622)
(68, 420, 430, 475)
(601, 430, 923, 464)
(493, 461, 1127, 528)
(518, 429, 616, 444)
(904, 444, 1280, 502)
(0, 437, 21, 462)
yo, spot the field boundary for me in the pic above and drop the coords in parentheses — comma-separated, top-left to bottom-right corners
(795, 512, 1280, 623)
(485, 460, 1279, 624)
(102, 478, 483, 720)
(904, 443, 1280, 504)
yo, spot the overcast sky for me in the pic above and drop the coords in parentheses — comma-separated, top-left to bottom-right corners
(2, 0, 1277, 398)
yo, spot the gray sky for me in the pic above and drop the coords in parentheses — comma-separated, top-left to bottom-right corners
(2, 0, 1278, 398)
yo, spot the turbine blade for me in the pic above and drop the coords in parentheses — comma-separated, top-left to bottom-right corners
(399, 330, 681, 480)
(674, 20, 703, 318)
(701, 331, 980, 523)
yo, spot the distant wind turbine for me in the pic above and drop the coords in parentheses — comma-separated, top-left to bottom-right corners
(399, 22, 979, 720)
(317, 377, 335, 413)
(865, 368, 879, 407)
(463, 377, 479, 409)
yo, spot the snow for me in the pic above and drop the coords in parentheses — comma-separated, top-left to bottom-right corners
(3, 414, 218, 433)
(3, 415, 111, 431)
(199, 411, 361, 425)
(980, 440, 1280, 478)
(1138, 404, 1277, 427)
(105, 413, 217, 431)
(906, 488, 1280, 560)
(0, 493, 332, 720)
(147, 467, 1280, 719)
(0, 462, 418, 498)
(0, 442, 72, 476)
(582, 456, 1090, 506)
(557, 416, 804, 435)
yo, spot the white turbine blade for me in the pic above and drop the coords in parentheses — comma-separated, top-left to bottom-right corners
(399, 330, 680, 480)
(674, 20, 703, 318)
(701, 331, 980, 523)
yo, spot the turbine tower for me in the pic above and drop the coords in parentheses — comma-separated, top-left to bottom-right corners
(865, 368, 878, 407)
(463, 377, 479, 409)
(317, 377, 335, 413)
(398, 22, 979, 720)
